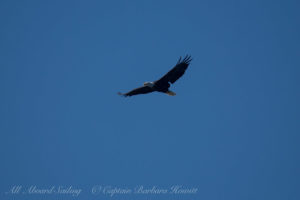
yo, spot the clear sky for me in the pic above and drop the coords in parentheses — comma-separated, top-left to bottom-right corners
(0, 0, 299, 199)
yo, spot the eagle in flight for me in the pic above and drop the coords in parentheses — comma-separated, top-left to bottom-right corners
(118, 55, 192, 97)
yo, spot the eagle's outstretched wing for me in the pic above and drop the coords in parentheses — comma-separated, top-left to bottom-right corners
(118, 86, 154, 97)
(155, 55, 192, 86)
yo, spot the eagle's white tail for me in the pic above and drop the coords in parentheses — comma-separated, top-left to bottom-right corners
(166, 90, 176, 96)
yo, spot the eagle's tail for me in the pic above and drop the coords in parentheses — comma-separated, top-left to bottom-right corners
(166, 90, 176, 96)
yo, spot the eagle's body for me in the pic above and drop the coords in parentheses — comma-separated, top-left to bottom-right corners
(118, 55, 192, 97)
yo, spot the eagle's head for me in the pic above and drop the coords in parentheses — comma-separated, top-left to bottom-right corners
(143, 81, 154, 88)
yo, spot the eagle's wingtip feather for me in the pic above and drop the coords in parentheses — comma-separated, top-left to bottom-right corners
(118, 92, 126, 97)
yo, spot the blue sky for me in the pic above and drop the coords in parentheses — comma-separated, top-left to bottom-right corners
(0, 0, 299, 199)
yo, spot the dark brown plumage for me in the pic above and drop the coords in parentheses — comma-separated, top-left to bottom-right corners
(118, 55, 192, 97)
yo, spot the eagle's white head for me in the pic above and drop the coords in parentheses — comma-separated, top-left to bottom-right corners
(143, 81, 154, 88)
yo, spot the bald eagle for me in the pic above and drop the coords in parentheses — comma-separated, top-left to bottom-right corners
(118, 55, 192, 97)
